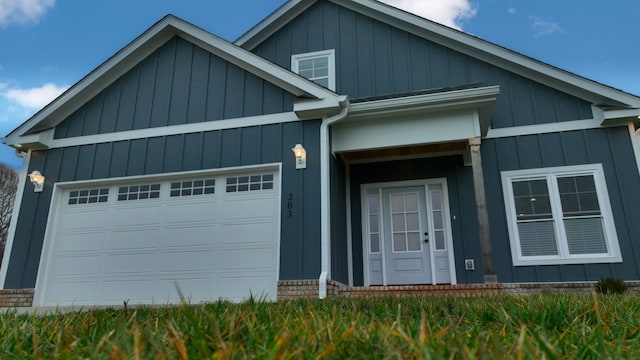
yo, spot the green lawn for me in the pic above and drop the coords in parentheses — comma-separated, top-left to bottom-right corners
(1, 294, 639, 359)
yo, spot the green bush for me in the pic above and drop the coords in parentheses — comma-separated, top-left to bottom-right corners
(595, 277, 628, 294)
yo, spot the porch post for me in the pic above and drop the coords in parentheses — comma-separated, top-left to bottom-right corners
(468, 137, 497, 283)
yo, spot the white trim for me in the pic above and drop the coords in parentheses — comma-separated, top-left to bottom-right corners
(291, 49, 336, 91)
(501, 164, 622, 266)
(0, 151, 31, 289)
(629, 123, 640, 177)
(23, 112, 301, 150)
(360, 178, 456, 286)
(485, 118, 605, 139)
(32, 163, 282, 306)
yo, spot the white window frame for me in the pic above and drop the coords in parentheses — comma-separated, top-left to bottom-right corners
(501, 164, 622, 266)
(291, 49, 336, 91)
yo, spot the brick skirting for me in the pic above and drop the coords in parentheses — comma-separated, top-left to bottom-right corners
(0, 289, 34, 307)
(278, 281, 640, 300)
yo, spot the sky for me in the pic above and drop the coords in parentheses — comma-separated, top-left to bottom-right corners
(0, 0, 638, 169)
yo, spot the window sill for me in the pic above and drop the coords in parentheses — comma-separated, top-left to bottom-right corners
(513, 254, 623, 266)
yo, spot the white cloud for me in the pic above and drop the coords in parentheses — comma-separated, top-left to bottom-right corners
(0, 0, 55, 27)
(507, 8, 516, 15)
(0, 82, 68, 124)
(381, 0, 477, 30)
(531, 18, 563, 38)
(3, 82, 67, 109)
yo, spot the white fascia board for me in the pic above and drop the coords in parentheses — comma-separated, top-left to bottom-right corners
(3, 129, 54, 150)
(603, 108, 640, 121)
(172, 19, 337, 101)
(348, 86, 500, 120)
(9, 15, 338, 140)
(236, 0, 312, 49)
(32, 112, 301, 150)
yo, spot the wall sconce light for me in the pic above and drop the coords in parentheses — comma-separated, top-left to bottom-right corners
(292, 144, 307, 169)
(29, 170, 45, 192)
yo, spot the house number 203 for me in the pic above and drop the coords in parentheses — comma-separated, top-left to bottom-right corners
(287, 193, 294, 218)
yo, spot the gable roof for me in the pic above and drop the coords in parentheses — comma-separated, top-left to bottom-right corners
(236, 0, 640, 118)
(4, 15, 342, 148)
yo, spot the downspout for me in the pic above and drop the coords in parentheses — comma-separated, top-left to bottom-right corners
(318, 95, 350, 299)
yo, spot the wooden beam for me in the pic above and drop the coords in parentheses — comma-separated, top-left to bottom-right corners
(469, 138, 497, 283)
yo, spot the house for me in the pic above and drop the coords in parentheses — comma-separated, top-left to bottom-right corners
(1, 0, 640, 307)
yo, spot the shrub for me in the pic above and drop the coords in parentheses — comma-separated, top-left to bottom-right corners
(594, 277, 628, 294)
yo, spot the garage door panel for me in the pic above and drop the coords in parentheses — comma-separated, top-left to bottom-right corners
(161, 226, 217, 247)
(111, 206, 161, 227)
(105, 253, 155, 274)
(223, 197, 277, 220)
(221, 222, 276, 245)
(219, 247, 276, 270)
(39, 169, 279, 306)
(51, 254, 103, 276)
(103, 279, 154, 302)
(109, 229, 159, 250)
(160, 249, 215, 272)
(159, 278, 215, 302)
(46, 281, 101, 304)
(55, 232, 106, 253)
(58, 209, 109, 230)
(163, 201, 219, 224)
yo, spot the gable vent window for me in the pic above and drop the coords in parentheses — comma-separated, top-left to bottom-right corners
(117, 184, 160, 201)
(501, 164, 621, 266)
(226, 174, 274, 193)
(68, 188, 109, 205)
(170, 179, 215, 197)
(291, 50, 336, 91)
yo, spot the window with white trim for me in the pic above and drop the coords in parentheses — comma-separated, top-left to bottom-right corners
(501, 164, 621, 266)
(291, 50, 336, 91)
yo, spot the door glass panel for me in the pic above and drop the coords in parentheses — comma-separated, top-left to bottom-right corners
(393, 233, 407, 251)
(434, 231, 445, 250)
(433, 210, 443, 229)
(431, 191, 442, 210)
(370, 234, 380, 253)
(407, 232, 421, 251)
(390, 194, 404, 212)
(405, 195, 418, 212)
(367, 192, 381, 254)
(369, 215, 379, 233)
(392, 214, 405, 231)
(406, 213, 419, 231)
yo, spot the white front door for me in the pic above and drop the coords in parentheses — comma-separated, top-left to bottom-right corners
(383, 187, 431, 284)
(363, 180, 454, 286)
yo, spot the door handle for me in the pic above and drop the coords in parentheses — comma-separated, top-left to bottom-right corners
(424, 232, 429, 243)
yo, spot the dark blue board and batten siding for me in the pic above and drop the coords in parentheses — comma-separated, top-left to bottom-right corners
(54, 36, 295, 139)
(483, 127, 640, 282)
(4, 37, 322, 289)
(250, 0, 593, 128)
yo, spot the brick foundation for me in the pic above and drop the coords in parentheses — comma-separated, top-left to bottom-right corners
(278, 281, 640, 300)
(0, 289, 34, 307)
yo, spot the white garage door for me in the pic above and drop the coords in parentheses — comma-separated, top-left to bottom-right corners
(35, 170, 280, 307)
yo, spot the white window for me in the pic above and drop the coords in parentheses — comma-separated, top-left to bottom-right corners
(291, 50, 336, 91)
(501, 164, 621, 266)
